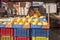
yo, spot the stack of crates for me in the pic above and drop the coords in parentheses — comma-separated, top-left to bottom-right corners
(0, 28, 13, 40)
(31, 16, 49, 40)
(14, 28, 30, 40)
(31, 29, 49, 40)
(0, 28, 30, 40)
(0, 26, 49, 40)
(0, 16, 49, 40)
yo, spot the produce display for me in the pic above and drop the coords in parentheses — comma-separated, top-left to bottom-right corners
(0, 15, 49, 29)
(0, 16, 47, 24)
(0, 2, 49, 40)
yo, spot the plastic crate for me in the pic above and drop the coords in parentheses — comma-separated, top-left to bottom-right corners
(0, 36, 1, 40)
(14, 28, 29, 36)
(12, 24, 23, 28)
(32, 17, 36, 20)
(0, 28, 1, 35)
(23, 24, 30, 28)
(31, 24, 42, 28)
(14, 36, 30, 40)
(6, 24, 12, 28)
(0, 28, 13, 36)
(32, 36, 49, 40)
(0, 24, 6, 28)
(32, 29, 49, 37)
(1, 36, 13, 40)
(39, 17, 46, 21)
(42, 25, 49, 29)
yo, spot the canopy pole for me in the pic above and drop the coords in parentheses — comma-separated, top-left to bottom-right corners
(48, 3, 50, 28)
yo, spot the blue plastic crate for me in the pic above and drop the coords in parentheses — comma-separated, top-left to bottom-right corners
(39, 17, 46, 21)
(32, 29, 49, 37)
(14, 28, 29, 36)
(12, 24, 23, 28)
(31, 24, 42, 28)
(14, 28, 17, 36)
(0, 24, 6, 28)
(32, 17, 36, 20)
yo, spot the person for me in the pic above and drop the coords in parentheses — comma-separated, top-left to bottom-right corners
(33, 8, 41, 17)
(1, 7, 7, 17)
(28, 6, 41, 17)
(29, 9, 34, 17)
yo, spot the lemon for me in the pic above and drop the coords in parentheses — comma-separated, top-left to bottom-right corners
(33, 19, 39, 22)
(19, 22, 24, 25)
(38, 22, 42, 25)
(7, 22, 12, 24)
(31, 21, 37, 25)
(28, 18, 32, 23)
(33, 14, 38, 18)
(22, 17, 27, 23)
(3, 22, 8, 24)
(32, 22, 36, 25)
(40, 16, 44, 18)
(10, 18, 16, 22)
(31, 16, 34, 19)
(17, 18, 22, 22)
(14, 21, 19, 24)
(0, 22, 3, 24)
(25, 22, 29, 24)
(17, 18, 22, 21)
(26, 15, 30, 18)
(42, 21, 48, 25)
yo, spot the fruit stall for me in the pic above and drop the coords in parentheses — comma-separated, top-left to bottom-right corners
(0, 0, 53, 40)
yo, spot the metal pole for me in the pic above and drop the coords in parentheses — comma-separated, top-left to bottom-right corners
(48, 5, 50, 28)
(48, 1, 50, 28)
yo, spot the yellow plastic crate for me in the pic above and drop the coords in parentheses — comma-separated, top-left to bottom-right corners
(32, 36, 49, 40)
(0, 36, 1, 39)
(1, 36, 13, 40)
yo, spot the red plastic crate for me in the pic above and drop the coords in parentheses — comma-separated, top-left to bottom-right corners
(1, 28, 13, 36)
(14, 36, 30, 40)
(0, 28, 1, 35)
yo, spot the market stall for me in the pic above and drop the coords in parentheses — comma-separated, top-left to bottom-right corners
(0, 0, 52, 40)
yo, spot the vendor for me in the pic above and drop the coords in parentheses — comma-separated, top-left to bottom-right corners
(1, 7, 7, 17)
(29, 7, 41, 17)
(33, 8, 41, 17)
